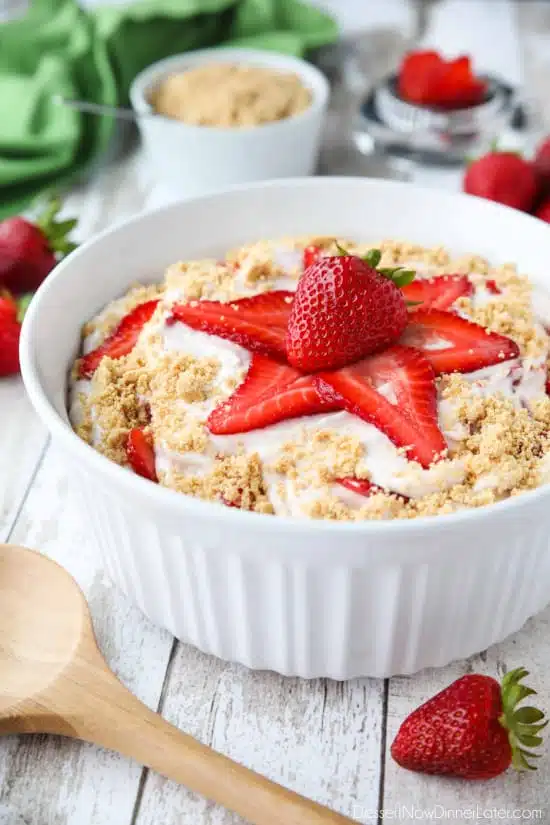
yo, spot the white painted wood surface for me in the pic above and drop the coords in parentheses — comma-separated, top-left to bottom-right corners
(1, 2, 550, 823)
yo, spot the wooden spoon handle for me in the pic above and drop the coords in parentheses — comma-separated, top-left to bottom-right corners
(69, 664, 358, 825)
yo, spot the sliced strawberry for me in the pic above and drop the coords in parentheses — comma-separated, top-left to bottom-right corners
(79, 300, 159, 378)
(126, 427, 158, 482)
(401, 309, 520, 375)
(316, 345, 446, 468)
(486, 279, 501, 295)
(338, 477, 409, 502)
(303, 245, 322, 270)
(403, 275, 473, 311)
(171, 291, 294, 359)
(338, 478, 379, 497)
(207, 354, 339, 435)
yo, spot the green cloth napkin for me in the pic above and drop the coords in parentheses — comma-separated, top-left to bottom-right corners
(0, 0, 337, 218)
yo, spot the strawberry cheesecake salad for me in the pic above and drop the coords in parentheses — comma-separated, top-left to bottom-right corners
(69, 237, 550, 521)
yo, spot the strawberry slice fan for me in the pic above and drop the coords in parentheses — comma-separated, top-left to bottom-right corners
(81, 254, 520, 497)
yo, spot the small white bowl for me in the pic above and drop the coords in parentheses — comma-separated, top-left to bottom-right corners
(19, 178, 550, 679)
(129, 48, 330, 197)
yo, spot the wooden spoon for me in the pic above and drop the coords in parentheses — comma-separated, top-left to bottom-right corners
(0, 544, 358, 825)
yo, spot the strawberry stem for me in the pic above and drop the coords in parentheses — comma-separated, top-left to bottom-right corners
(335, 243, 416, 288)
(498, 667, 547, 771)
(35, 193, 78, 257)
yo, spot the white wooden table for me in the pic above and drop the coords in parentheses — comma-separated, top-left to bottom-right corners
(2, 2, 550, 822)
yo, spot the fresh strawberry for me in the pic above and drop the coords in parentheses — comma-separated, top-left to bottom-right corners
(338, 477, 409, 502)
(398, 50, 486, 109)
(463, 152, 538, 212)
(171, 291, 293, 360)
(208, 354, 339, 435)
(533, 136, 550, 195)
(338, 478, 378, 497)
(391, 667, 546, 779)
(535, 197, 550, 224)
(286, 249, 410, 372)
(79, 300, 159, 378)
(398, 50, 443, 106)
(401, 309, 520, 375)
(402, 274, 473, 311)
(0, 196, 77, 295)
(303, 245, 322, 270)
(126, 427, 158, 482)
(315, 345, 446, 467)
(0, 294, 21, 376)
(486, 279, 501, 295)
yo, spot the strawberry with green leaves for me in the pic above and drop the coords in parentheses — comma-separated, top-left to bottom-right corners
(286, 247, 413, 372)
(391, 667, 546, 779)
(0, 196, 77, 295)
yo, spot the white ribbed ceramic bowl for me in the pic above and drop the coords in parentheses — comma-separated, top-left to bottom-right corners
(129, 48, 329, 197)
(20, 178, 550, 679)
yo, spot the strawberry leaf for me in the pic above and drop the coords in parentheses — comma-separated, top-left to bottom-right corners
(514, 707, 546, 724)
(363, 248, 382, 268)
(34, 193, 78, 259)
(16, 293, 34, 323)
(499, 667, 547, 772)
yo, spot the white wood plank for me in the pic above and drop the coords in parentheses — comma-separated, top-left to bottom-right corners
(383, 608, 550, 818)
(0, 446, 174, 825)
(135, 645, 385, 825)
(0, 150, 170, 825)
(0, 378, 47, 540)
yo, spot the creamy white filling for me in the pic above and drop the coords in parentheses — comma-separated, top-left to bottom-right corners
(69, 255, 550, 518)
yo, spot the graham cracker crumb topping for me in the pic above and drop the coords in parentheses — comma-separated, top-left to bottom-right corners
(70, 237, 550, 522)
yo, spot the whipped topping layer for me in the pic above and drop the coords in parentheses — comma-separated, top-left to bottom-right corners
(69, 237, 550, 521)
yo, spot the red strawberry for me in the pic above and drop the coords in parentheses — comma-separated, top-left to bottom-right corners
(402, 274, 473, 311)
(398, 50, 486, 109)
(533, 136, 550, 195)
(208, 354, 339, 435)
(303, 245, 322, 270)
(126, 427, 158, 482)
(338, 478, 378, 497)
(391, 667, 546, 779)
(338, 477, 409, 502)
(171, 291, 293, 360)
(401, 308, 520, 375)
(315, 345, 446, 467)
(0, 196, 77, 295)
(0, 294, 21, 376)
(79, 300, 159, 378)
(286, 252, 409, 372)
(486, 279, 501, 295)
(535, 197, 550, 224)
(437, 56, 486, 109)
(463, 152, 538, 212)
(398, 51, 445, 106)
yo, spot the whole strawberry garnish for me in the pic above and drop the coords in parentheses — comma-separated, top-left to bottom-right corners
(463, 151, 538, 212)
(535, 197, 550, 224)
(391, 667, 547, 779)
(0, 196, 77, 295)
(533, 136, 550, 196)
(286, 248, 411, 372)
